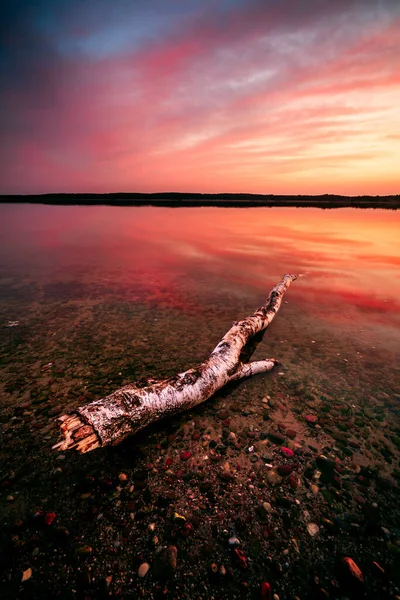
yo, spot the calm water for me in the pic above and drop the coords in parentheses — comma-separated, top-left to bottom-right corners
(0, 204, 399, 411)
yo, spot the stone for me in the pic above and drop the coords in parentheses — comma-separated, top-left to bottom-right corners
(172, 512, 186, 524)
(269, 432, 285, 444)
(286, 429, 297, 439)
(339, 556, 364, 588)
(307, 523, 319, 537)
(260, 581, 272, 600)
(228, 536, 240, 547)
(266, 470, 282, 486)
(277, 464, 295, 476)
(263, 502, 273, 513)
(310, 484, 319, 495)
(180, 451, 192, 461)
(281, 447, 294, 458)
(118, 473, 127, 482)
(44, 512, 56, 525)
(305, 414, 318, 424)
(21, 568, 32, 582)
(138, 562, 150, 578)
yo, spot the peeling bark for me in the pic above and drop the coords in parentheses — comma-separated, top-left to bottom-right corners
(53, 274, 297, 453)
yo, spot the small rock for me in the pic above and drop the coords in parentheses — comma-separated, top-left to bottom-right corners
(138, 562, 150, 578)
(305, 414, 318, 424)
(118, 473, 127, 482)
(307, 523, 320, 537)
(21, 568, 32, 582)
(310, 484, 319, 495)
(44, 512, 56, 525)
(266, 470, 282, 486)
(228, 536, 240, 547)
(180, 451, 192, 461)
(286, 429, 297, 439)
(269, 432, 285, 444)
(260, 581, 272, 599)
(281, 447, 294, 458)
(263, 502, 272, 513)
(172, 512, 186, 524)
(277, 464, 295, 476)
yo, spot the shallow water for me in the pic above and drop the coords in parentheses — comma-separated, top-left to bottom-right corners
(1, 204, 400, 599)
(0, 204, 399, 409)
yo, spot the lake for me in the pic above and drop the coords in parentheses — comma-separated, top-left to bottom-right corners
(1, 203, 400, 599)
(0, 204, 399, 407)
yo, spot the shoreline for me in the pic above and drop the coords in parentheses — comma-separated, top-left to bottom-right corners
(1, 193, 399, 209)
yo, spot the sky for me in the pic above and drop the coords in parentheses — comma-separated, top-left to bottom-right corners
(1, 0, 399, 195)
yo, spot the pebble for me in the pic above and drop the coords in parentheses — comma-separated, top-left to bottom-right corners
(266, 470, 282, 486)
(180, 451, 192, 461)
(310, 484, 319, 495)
(277, 464, 295, 476)
(305, 414, 318, 424)
(281, 447, 294, 458)
(260, 581, 272, 599)
(228, 536, 240, 547)
(263, 502, 273, 513)
(172, 512, 186, 524)
(21, 568, 32, 582)
(44, 512, 56, 525)
(307, 523, 320, 537)
(138, 562, 150, 578)
(269, 432, 286, 444)
(118, 473, 127, 482)
(286, 429, 297, 439)
(340, 556, 364, 585)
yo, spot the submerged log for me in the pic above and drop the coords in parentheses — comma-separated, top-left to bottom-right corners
(53, 274, 297, 453)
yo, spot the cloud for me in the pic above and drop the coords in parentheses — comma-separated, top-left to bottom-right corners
(1, 0, 399, 193)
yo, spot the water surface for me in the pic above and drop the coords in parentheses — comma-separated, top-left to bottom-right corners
(0, 204, 399, 410)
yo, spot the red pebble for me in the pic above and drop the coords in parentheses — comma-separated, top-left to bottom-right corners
(44, 512, 56, 525)
(260, 581, 272, 600)
(180, 451, 192, 461)
(289, 473, 299, 489)
(165, 458, 173, 466)
(277, 464, 295, 476)
(281, 447, 294, 458)
(192, 432, 200, 440)
(286, 429, 297, 439)
(305, 414, 318, 424)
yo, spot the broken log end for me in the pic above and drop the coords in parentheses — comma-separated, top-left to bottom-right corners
(52, 413, 101, 453)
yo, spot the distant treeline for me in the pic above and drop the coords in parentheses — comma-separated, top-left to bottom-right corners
(1, 192, 399, 209)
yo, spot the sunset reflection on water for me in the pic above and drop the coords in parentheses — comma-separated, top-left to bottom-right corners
(0, 204, 399, 344)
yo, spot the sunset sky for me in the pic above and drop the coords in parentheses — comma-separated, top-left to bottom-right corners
(1, 0, 399, 195)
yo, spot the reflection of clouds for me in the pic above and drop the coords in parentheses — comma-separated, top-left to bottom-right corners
(1, 204, 399, 332)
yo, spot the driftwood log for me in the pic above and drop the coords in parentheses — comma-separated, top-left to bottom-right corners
(53, 274, 297, 453)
